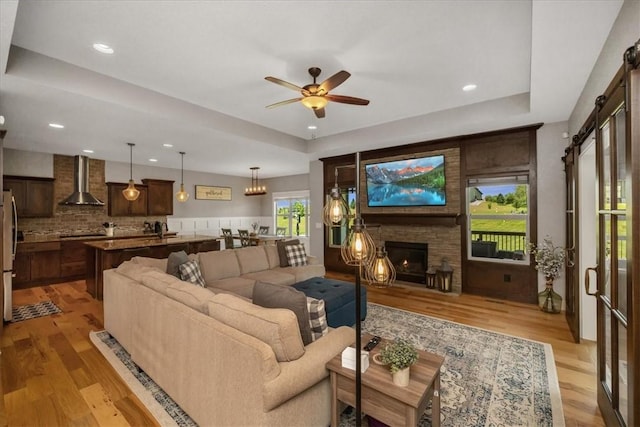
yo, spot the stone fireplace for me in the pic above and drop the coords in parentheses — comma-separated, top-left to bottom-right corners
(385, 241, 428, 284)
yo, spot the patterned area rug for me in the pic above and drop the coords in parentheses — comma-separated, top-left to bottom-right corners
(11, 300, 62, 322)
(90, 303, 564, 427)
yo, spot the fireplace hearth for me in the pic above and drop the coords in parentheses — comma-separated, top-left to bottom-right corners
(385, 241, 428, 284)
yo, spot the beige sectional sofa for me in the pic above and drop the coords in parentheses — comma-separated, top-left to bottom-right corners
(103, 246, 354, 426)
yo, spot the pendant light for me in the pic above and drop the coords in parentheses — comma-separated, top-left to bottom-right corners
(244, 167, 267, 196)
(175, 151, 189, 202)
(322, 167, 349, 226)
(122, 143, 140, 201)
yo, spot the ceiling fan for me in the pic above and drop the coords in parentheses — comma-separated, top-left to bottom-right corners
(265, 67, 369, 118)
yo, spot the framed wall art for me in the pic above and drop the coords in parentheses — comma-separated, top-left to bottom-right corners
(195, 185, 232, 201)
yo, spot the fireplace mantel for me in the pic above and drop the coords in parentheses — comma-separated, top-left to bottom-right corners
(362, 213, 462, 227)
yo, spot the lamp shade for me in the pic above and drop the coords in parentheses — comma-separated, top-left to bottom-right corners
(366, 246, 396, 288)
(175, 151, 189, 202)
(341, 217, 375, 266)
(322, 188, 349, 226)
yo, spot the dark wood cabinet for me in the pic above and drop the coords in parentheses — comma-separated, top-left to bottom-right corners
(106, 182, 148, 216)
(14, 241, 61, 288)
(143, 179, 174, 215)
(60, 240, 88, 278)
(3, 176, 55, 218)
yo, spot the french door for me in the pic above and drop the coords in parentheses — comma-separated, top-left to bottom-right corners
(591, 58, 638, 426)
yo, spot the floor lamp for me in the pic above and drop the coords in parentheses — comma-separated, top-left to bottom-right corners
(324, 153, 395, 426)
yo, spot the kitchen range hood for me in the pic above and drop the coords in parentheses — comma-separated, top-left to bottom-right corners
(59, 155, 104, 206)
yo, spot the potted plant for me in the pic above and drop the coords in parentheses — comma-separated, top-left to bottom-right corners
(376, 339, 419, 386)
(528, 236, 566, 313)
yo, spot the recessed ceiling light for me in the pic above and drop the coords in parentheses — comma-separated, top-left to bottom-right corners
(83, 149, 94, 153)
(149, 158, 158, 162)
(48, 123, 65, 129)
(308, 125, 317, 130)
(93, 43, 114, 54)
(163, 143, 174, 148)
(462, 84, 477, 92)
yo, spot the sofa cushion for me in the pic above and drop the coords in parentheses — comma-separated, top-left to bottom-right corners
(242, 270, 296, 287)
(276, 239, 300, 268)
(207, 293, 305, 362)
(277, 264, 326, 282)
(166, 280, 214, 313)
(284, 243, 308, 267)
(252, 282, 312, 346)
(307, 297, 329, 342)
(139, 269, 178, 294)
(206, 277, 256, 299)
(115, 261, 162, 282)
(199, 249, 241, 281)
(179, 260, 206, 287)
(235, 246, 269, 274)
(166, 250, 189, 278)
(130, 256, 168, 271)
(264, 244, 280, 269)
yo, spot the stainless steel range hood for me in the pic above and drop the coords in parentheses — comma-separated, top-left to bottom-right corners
(59, 155, 104, 206)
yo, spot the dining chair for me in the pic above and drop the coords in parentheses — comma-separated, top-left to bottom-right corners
(221, 228, 238, 249)
(237, 229, 251, 247)
(276, 227, 287, 237)
(258, 225, 270, 235)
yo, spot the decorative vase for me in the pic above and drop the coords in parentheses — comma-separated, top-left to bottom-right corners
(392, 367, 410, 387)
(538, 278, 562, 313)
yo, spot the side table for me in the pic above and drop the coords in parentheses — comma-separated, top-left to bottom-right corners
(326, 334, 444, 426)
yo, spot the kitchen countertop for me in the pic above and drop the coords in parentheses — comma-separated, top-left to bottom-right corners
(84, 234, 221, 251)
(18, 231, 178, 243)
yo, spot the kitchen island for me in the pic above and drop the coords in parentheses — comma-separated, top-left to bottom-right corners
(85, 235, 221, 299)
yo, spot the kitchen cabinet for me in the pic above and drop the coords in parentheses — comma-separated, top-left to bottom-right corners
(60, 240, 88, 278)
(14, 241, 61, 288)
(142, 179, 174, 215)
(3, 175, 55, 218)
(106, 182, 148, 216)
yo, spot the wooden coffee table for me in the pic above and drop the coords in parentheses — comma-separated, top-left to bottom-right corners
(326, 334, 444, 427)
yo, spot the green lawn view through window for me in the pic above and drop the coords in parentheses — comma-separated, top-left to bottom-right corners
(328, 187, 356, 247)
(467, 177, 529, 263)
(274, 196, 309, 237)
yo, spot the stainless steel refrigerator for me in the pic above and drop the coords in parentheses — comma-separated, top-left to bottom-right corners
(3, 190, 17, 321)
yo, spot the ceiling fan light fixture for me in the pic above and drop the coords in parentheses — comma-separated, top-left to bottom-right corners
(301, 95, 328, 110)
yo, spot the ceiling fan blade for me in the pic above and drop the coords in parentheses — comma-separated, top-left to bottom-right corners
(318, 71, 351, 94)
(325, 94, 370, 106)
(266, 98, 303, 109)
(265, 76, 305, 93)
(314, 107, 326, 119)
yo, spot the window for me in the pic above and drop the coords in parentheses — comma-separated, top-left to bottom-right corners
(273, 192, 310, 237)
(467, 176, 529, 263)
(327, 187, 356, 247)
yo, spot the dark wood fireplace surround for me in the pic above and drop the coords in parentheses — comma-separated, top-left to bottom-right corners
(321, 123, 540, 303)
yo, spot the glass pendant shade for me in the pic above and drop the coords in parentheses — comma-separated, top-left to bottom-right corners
(301, 95, 328, 110)
(175, 151, 189, 202)
(366, 246, 396, 288)
(322, 187, 349, 226)
(122, 143, 140, 201)
(341, 217, 375, 266)
(123, 179, 140, 201)
(176, 183, 189, 202)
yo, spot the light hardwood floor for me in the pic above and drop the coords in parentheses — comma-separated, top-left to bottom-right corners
(1, 276, 603, 426)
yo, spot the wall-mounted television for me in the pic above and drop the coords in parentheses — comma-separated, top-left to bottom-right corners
(365, 154, 446, 207)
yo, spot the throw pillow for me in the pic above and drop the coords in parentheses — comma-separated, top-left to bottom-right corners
(252, 281, 313, 346)
(306, 297, 328, 342)
(166, 250, 189, 278)
(276, 239, 299, 268)
(285, 243, 308, 267)
(178, 259, 206, 287)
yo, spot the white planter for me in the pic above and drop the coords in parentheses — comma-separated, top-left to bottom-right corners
(392, 366, 410, 387)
